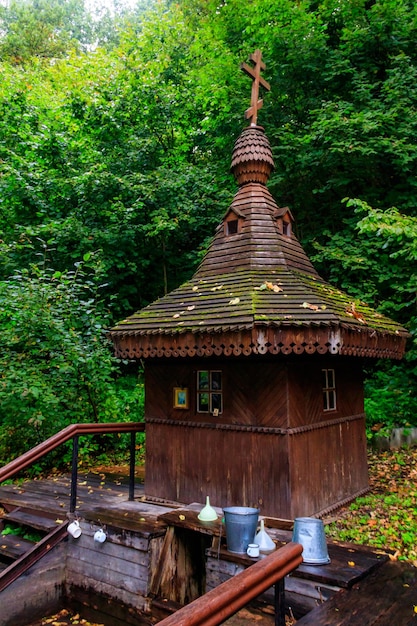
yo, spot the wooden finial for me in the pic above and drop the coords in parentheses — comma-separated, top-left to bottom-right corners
(240, 49, 270, 126)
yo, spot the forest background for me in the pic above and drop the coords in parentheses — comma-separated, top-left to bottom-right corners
(0, 0, 416, 468)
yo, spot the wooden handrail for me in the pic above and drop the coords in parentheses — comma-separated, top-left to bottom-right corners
(0, 422, 145, 484)
(156, 542, 303, 626)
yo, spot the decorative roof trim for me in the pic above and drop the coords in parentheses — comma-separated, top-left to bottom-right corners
(110, 325, 407, 360)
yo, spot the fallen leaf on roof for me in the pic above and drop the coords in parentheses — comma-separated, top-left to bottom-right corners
(346, 302, 366, 323)
(211, 284, 224, 291)
(229, 297, 240, 305)
(187, 305, 195, 311)
(302, 302, 319, 311)
(258, 282, 283, 292)
(266, 281, 283, 292)
(192, 286, 199, 291)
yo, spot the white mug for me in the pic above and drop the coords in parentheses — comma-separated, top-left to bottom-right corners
(247, 543, 260, 558)
(67, 520, 82, 538)
(94, 529, 107, 543)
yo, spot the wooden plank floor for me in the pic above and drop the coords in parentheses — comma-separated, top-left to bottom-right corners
(0, 468, 145, 515)
(1, 472, 417, 624)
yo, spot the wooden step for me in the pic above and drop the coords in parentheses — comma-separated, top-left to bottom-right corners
(2, 507, 59, 533)
(295, 560, 417, 626)
(0, 534, 35, 560)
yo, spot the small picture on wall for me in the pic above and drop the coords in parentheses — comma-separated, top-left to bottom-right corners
(173, 387, 189, 409)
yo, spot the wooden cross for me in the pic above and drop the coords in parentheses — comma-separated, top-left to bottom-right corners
(241, 49, 270, 126)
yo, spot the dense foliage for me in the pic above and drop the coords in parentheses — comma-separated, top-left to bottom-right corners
(0, 0, 416, 465)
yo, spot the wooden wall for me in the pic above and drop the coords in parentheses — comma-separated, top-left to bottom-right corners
(145, 357, 290, 427)
(287, 357, 364, 427)
(65, 521, 164, 615)
(0, 544, 66, 626)
(144, 355, 368, 518)
(146, 423, 291, 514)
(288, 416, 368, 517)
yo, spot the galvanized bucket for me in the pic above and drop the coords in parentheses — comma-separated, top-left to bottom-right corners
(223, 506, 259, 554)
(292, 517, 330, 565)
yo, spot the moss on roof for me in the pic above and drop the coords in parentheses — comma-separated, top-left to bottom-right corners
(111, 269, 408, 338)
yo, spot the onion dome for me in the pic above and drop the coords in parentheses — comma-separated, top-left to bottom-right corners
(231, 125, 275, 185)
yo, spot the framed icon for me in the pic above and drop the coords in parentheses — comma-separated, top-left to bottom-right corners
(173, 387, 189, 409)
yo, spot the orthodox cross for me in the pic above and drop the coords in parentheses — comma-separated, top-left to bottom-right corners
(240, 49, 270, 126)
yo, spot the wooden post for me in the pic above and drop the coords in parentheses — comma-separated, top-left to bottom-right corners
(129, 430, 136, 501)
(70, 435, 79, 514)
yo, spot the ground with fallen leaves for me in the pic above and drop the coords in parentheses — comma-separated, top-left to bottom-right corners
(325, 446, 417, 565)
(27, 609, 103, 626)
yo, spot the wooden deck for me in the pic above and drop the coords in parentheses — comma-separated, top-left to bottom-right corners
(0, 471, 416, 624)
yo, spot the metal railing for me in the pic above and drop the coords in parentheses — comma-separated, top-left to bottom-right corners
(0, 422, 145, 511)
(156, 541, 303, 626)
(0, 421, 145, 592)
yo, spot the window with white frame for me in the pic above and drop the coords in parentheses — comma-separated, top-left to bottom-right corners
(197, 370, 222, 415)
(322, 368, 336, 411)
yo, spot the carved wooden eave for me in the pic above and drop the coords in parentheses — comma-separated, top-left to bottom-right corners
(110, 118, 409, 361)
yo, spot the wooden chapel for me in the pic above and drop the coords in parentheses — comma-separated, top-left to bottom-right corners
(110, 50, 408, 519)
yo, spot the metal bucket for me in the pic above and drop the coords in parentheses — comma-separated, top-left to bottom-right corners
(292, 517, 330, 565)
(223, 507, 259, 554)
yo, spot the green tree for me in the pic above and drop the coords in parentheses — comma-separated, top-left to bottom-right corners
(1, 0, 417, 449)
(0, 0, 96, 62)
(0, 252, 143, 466)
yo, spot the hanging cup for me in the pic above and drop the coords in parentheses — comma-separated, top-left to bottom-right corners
(67, 520, 82, 538)
(94, 528, 107, 543)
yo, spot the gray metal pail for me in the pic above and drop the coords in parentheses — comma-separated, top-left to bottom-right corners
(223, 507, 259, 554)
(292, 517, 330, 565)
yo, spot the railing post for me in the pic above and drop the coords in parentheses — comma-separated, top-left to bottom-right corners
(70, 435, 79, 513)
(129, 430, 136, 501)
(274, 578, 285, 626)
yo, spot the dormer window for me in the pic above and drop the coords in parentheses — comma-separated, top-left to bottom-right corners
(275, 206, 294, 237)
(223, 207, 244, 237)
(282, 219, 291, 237)
(226, 219, 239, 235)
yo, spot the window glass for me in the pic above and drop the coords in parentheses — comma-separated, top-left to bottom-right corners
(227, 219, 239, 235)
(322, 368, 336, 412)
(197, 370, 223, 415)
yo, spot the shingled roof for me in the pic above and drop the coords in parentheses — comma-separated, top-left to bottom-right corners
(110, 124, 408, 361)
